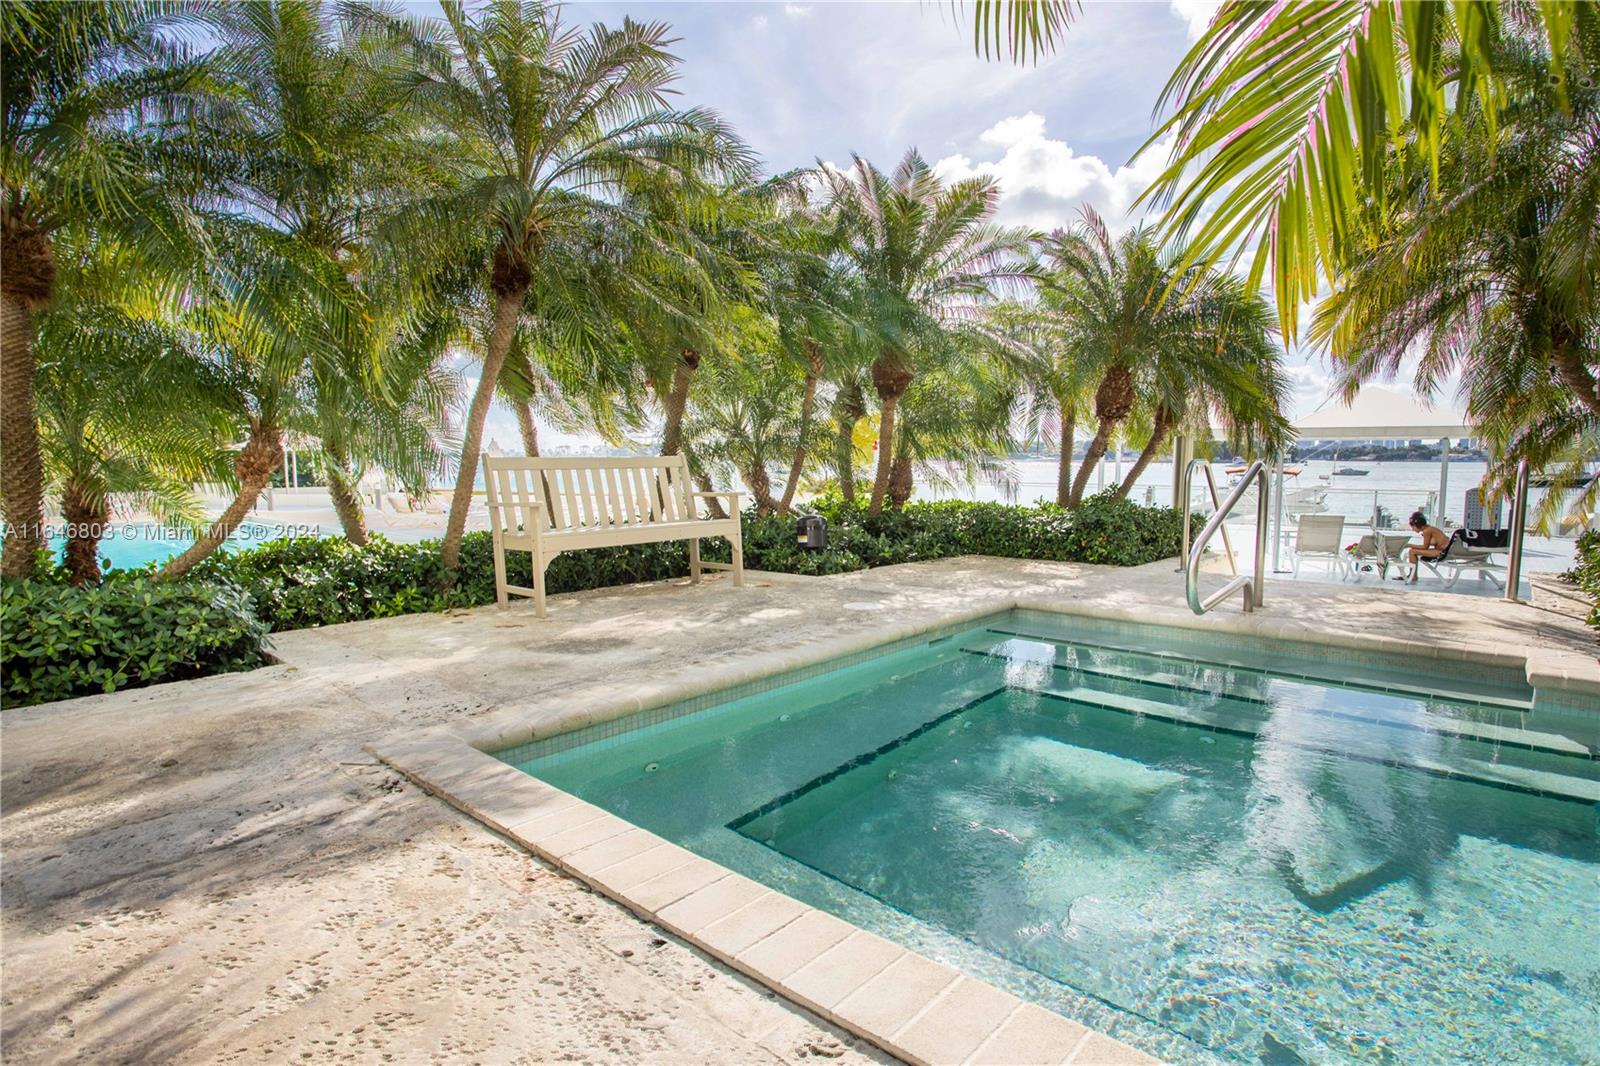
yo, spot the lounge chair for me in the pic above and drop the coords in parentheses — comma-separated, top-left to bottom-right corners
(1346, 532, 1412, 581)
(1291, 514, 1346, 578)
(1420, 530, 1506, 589)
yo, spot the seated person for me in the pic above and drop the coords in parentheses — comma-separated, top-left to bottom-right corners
(1401, 510, 1449, 581)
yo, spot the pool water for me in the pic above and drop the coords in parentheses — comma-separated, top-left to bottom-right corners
(501, 610, 1600, 1066)
(47, 521, 315, 570)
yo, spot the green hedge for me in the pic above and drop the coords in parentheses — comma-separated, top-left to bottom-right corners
(1564, 529, 1599, 630)
(0, 575, 267, 708)
(1, 493, 1181, 707)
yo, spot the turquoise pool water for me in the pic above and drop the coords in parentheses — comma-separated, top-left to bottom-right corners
(46, 521, 316, 570)
(500, 610, 1600, 1066)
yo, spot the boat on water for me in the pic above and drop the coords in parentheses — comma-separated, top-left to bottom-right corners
(1219, 465, 1327, 516)
(1333, 466, 1369, 476)
(1529, 472, 1595, 488)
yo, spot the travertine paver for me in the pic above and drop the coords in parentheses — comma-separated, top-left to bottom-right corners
(893, 977, 1025, 1065)
(781, 930, 908, 1016)
(584, 842, 699, 896)
(834, 952, 964, 1038)
(627, 855, 728, 912)
(5, 555, 1594, 1065)
(1068, 1031, 1166, 1065)
(695, 891, 811, 957)
(562, 826, 663, 874)
(655, 872, 771, 935)
(968, 1003, 1092, 1065)
(737, 908, 858, 979)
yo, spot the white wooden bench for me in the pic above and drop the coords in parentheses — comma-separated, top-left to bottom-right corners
(481, 455, 744, 617)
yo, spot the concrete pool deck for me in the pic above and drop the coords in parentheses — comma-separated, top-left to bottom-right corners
(3, 556, 1596, 1065)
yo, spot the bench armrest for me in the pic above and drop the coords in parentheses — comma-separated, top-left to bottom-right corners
(691, 490, 744, 499)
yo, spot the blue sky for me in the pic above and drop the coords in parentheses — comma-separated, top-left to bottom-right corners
(417, 1, 1358, 449)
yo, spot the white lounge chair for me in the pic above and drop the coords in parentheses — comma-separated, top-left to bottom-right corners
(1292, 514, 1347, 578)
(1346, 532, 1412, 581)
(1421, 533, 1506, 589)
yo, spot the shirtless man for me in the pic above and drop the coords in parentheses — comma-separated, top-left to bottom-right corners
(1402, 510, 1449, 582)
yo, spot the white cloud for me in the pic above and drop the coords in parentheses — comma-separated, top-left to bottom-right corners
(1169, 0, 1221, 40)
(751, 13, 768, 29)
(932, 112, 1172, 232)
(783, 3, 811, 17)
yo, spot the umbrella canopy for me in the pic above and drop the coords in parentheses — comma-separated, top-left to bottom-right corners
(1293, 387, 1472, 441)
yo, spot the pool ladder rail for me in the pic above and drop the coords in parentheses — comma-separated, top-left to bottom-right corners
(1182, 458, 1270, 615)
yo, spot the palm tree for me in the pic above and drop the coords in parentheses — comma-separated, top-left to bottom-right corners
(187, 1, 458, 550)
(34, 290, 235, 584)
(1112, 270, 1290, 498)
(1137, 1, 1589, 337)
(1, 1, 215, 576)
(821, 150, 1034, 514)
(987, 299, 1090, 506)
(1039, 208, 1289, 507)
(1311, 35, 1600, 525)
(398, 0, 750, 576)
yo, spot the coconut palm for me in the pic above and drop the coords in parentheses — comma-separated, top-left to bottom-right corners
(395, 0, 750, 575)
(1, 0, 216, 576)
(1138, 1, 1590, 337)
(1311, 34, 1600, 526)
(1039, 208, 1289, 507)
(821, 150, 1035, 514)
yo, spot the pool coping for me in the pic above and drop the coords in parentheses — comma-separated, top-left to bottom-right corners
(368, 593, 1599, 1066)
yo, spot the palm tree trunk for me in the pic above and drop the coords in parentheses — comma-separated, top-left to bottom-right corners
(159, 419, 283, 580)
(1, 291, 46, 577)
(693, 468, 727, 519)
(1552, 335, 1600, 419)
(1068, 364, 1134, 508)
(326, 464, 368, 546)
(659, 348, 700, 456)
(888, 453, 914, 509)
(745, 462, 778, 516)
(1055, 407, 1075, 507)
(867, 395, 900, 516)
(513, 400, 540, 456)
(868, 349, 913, 516)
(778, 341, 822, 513)
(833, 383, 866, 505)
(1114, 410, 1173, 500)
(441, 284, 525, 575)
(1068, 420, 1116, 508)
(62, 480, 109, 586)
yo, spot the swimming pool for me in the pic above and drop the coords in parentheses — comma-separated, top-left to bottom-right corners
(46, 521, 320, 570)
(497, 610, 1599, 1066)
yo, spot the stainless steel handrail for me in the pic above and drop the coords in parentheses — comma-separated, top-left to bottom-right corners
(1184, 458, 1270, 614)
(1179, 459, 1238, 576)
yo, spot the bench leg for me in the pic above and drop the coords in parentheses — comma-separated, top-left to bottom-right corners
(730, 525, 745, 588)
(533, 551, 548, 619)
(688, 536, 701, 584)
(492, 534, 509, 609)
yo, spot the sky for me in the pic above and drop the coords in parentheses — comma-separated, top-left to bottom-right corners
(420, 0, 1367, 453)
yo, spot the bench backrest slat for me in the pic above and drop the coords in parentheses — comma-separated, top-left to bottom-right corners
(482, 454, 697, 534)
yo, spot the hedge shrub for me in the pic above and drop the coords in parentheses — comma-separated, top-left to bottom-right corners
(1564, 528, 1599, 630)
(0, 574, 267, 708)
(1, 493, 1181, 707)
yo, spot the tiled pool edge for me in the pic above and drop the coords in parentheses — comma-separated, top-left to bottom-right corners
(367, 737, 1145, 1066)
(367, 594, 1597, 1066)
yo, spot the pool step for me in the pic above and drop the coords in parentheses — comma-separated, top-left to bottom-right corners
(985, 626, 1533, 713)
(965, 636, 1592, 763)
(1031, 683, 1599, 805)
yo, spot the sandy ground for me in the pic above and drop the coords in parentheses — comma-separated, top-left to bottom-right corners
(0, 578, 902, 1065)
(3, 557, 1594, 1065)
